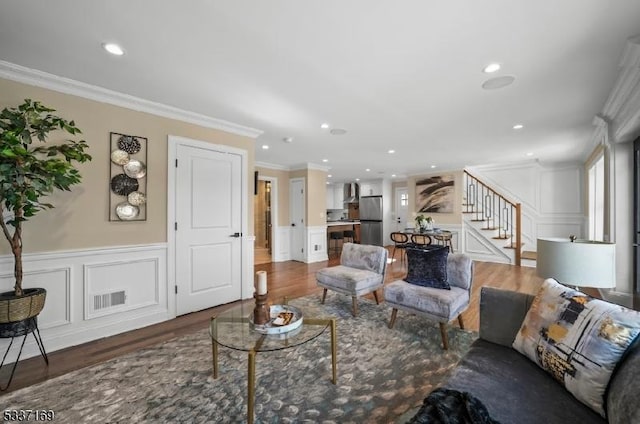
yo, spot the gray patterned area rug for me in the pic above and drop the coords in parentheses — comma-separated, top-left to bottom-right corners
(2, 293, 476, 423)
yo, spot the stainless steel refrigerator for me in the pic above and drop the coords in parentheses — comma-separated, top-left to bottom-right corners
(359, 195, 383, 246)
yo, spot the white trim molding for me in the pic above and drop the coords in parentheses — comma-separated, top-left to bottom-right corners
(290, 162, 331, 172)
(273, 226, 292, 262)
(0, 60, 263, 139)
(306, 226, 329, 263)
(0, 243, 168, 363)
(600, 35, 640, 144)
(255, 161, 289, 171)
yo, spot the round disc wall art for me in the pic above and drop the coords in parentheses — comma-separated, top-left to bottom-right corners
(111, 174, 139, 196)
(110, 132, 147, 221)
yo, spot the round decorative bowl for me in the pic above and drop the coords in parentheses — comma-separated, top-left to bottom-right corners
(249, 304, 303, 335)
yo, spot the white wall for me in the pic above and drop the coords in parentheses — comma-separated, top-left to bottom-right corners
(467, 161, 585, 249)
(613, 141, 634, 295)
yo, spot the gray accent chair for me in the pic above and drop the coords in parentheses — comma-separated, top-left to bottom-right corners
(316, 242, 388, 317)
(384, 253, 473, 349)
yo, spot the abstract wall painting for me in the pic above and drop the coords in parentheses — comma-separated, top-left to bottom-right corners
(415, 175, 455, 213)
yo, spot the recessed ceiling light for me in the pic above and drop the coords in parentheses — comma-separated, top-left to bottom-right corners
(261, 145, 269, 150)
(431, 165, 436, 168)
(283, 137, 293, 143)
(328, 174, 332, 178)
(388, 149, 395, 154)
(322, 159, 328, 163)
(330, 128, 347, 135)
(326, 181, 330, 185)
(365, 168, 370, 172)
(483, 63, 501, 73)
(355, 178, 360, 181)
(391, 174, 396, 177)
(526, 152, 534, 157)
(513, 124, 524, 130)
(320, 123, 330, 129)
(482, 75, 516, 90)
(102, 42, 125, 56)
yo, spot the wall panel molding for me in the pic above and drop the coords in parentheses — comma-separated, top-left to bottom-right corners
(0, 243, 168, 362)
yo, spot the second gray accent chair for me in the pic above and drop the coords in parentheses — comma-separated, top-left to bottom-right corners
(316, 242, 388, 317)
(384, 253, 474, 349)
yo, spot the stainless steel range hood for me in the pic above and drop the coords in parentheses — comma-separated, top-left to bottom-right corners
(343, 183, 360, 203)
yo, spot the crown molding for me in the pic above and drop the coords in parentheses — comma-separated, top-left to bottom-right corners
(254, 161, 289, 171)
(0, 61, 263, 139)
(290, 162, 331, 172)
(599, 36, 640, 143)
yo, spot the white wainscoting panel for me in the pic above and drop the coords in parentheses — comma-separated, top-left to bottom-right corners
(463, 225, 512, 264)
(434, 224, 462, 253)
(539, 167, 583, 215)
(0, 267, 71, 330)
(84, 258, 159, 320)
(537, 221, 585, 239)
(244, 235, 256, 299)
(0, 243, 168, 362)
(306, 226, 328, 263)
(273, 226, 291, 262)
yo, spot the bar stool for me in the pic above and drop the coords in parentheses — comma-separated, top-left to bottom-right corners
(343, 230, 356, 243)
(434, 231, 454, 253)
(329, 232, 344, 256)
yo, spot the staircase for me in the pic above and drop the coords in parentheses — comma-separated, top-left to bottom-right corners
(462, 170, 527, 266)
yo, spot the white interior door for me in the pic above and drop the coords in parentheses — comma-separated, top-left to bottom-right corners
(395, 187, 408, 231)
(290, 178, 305, 262)
(175, 143, 242, 315)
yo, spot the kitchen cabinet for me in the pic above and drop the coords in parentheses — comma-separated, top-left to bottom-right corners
(326, 184, 344, 209)
(326, 185, 335, 209)
(334, 185, 344, 207)
(359, 181, 382, 196)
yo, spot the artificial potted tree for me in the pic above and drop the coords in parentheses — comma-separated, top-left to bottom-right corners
(0, 99, 91, 326)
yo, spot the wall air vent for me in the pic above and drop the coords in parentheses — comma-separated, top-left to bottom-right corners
(93, 290, 126, 311)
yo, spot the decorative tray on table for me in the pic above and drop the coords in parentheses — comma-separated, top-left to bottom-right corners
(249, 304, 303, 335)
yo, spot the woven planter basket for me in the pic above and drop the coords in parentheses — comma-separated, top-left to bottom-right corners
(0, 288, 47, 323)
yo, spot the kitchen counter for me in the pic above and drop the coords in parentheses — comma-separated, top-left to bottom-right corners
(327, 220, 360, 226)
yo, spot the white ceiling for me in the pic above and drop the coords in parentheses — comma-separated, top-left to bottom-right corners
(1, 1, 640, 183)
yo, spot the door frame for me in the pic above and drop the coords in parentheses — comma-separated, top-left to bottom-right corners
(290, 177, 306, 262)
(167, 135, 250, 318)
(395, 186, 408, 231)
(257, 175, 278, 261)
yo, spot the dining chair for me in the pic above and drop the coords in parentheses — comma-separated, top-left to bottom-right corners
(410, 233, 432, 247)
(390, 232, 410, 265)
(433, 230, 454, 252)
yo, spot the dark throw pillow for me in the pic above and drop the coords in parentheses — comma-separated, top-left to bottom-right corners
(405, 245, 450, 289)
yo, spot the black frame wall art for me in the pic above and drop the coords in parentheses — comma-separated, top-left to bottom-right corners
(109, 132, 148, 221)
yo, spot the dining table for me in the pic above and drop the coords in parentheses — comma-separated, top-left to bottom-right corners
(400, 228, 456, 247)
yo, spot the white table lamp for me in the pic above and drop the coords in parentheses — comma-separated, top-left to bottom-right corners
(536, 237, 616, 289)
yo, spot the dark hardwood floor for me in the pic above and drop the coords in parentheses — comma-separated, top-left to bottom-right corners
(1, 248, 546, 395)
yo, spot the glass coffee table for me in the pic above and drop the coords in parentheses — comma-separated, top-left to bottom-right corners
(209, 301, 337, 424)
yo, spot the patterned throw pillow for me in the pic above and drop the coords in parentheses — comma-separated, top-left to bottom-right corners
(404, 246, 450, 289)
(513, 278, 640, 417)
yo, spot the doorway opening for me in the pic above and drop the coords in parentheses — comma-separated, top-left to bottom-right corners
(254, 179, 273, 264)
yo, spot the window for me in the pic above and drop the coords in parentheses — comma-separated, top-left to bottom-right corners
(400, 192, 408, 207)
(587, 152, 605, 241)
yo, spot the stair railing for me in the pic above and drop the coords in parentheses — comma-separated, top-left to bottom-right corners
(463, 170, 522, 266)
